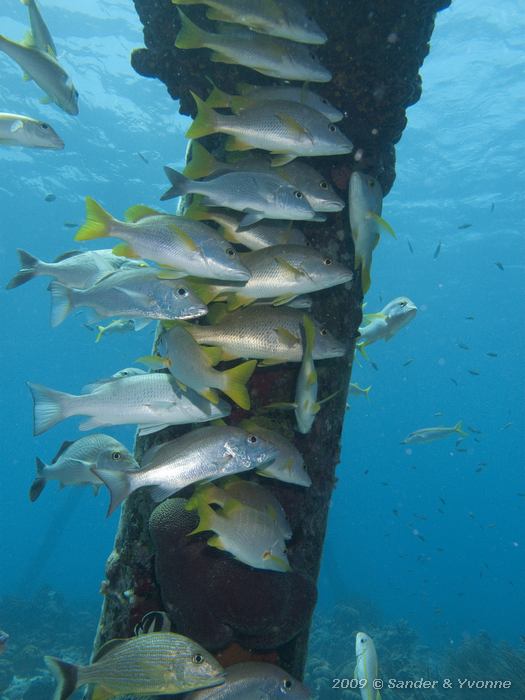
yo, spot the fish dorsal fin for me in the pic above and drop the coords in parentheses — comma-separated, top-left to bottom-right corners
(53, 250, 83, 262)
(124, 204, 162, 222)
(92, 638, 127, 663)
(21, 30, 35, 49)
(51, 440, 75, 464)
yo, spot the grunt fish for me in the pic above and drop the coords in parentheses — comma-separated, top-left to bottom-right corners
(402, 422, 468, 445)
(354, 632, 381, 700)
(0, 113, 63, 148)
(357, 297, 417, 355)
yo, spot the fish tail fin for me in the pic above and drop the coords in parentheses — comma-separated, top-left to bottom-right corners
(221, 360, 257, 409)
(75, 197, 113, 241)
(95, 326, 105, 343)
(6, 249, 41, 289)
(160, 166, 190, 201)
(185, 91, 219, 140)
(183, 141, 219, 179)
(369, 211, 396, 238)
(364, 385, 372, 400)
(302, 314, 315, 356)
(29, 457, 47, 502)
(356, 342, 369, 360)
(455, 421, 468, 438)
(204, 82, 232, 109)
(175, 9, 207, 50)
(49, 282, 74, 327)
(91, 468, 133, 517)
(189, 502, 219, 536)
(27, 382, 72, 435)
(44, 656, 79, 700)
(354, 251, 372, 294)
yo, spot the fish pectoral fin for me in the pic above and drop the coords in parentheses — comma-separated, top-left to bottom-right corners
(92, 686, 114, 700)
(257, 359, 284, 367)
(273, 294, 298, 307)
(318, 389, 341, 406)
(224, 135, 253, 152)
(168, 223, 199, 251)
(156, 269, 187, 280)
(274, 327, 300, 348)
(137, 423, 172, 436)
(136, 354, 170, 369)
(210, 51, 238, 65)
(238, 210, 264, 229)
(274, 112, 312, 139)
(274, 256, 307, 279)
(10, 119, 24, 133)
(112, 242, 141, 259)
(271, 154, 297, 167)
(367, 212, 396, 238)
(226, 293, 254, 311)
(207, 534, 226, 550)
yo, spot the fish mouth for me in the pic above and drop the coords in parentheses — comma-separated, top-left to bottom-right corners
(49, 137, 65, 150)
(313, 200, 345, 212)
(179, 304, 208, 320)
(216, 268, 251, 282)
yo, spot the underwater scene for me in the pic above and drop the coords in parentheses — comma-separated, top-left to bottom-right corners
(0, 0, 524, 698)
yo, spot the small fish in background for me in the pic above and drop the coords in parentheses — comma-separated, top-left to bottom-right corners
(457, 342, 469, 350)
(137, 151, 149, 164)
(357, 297, 417, 356)
(139, 323, 257, 409)
(370, 361, 379, 371)
(486, 352, 498, 358)
(467, 369, 480, 376)
(501, 421, 513, 431)
(174, 11, 331, 82)
(348, 171, 395, 294)
(21, 0, 57, 56)
(354, 632, 381, 700)
(433, 240, 442, 259)
(490, 203, 495, 213)
(0, 34, 79, 115)
(407, 238, 414, 254)
(94, 318, 150, 343)
(63, 222, 78, 229)
(0, 113, 63, 149)
(449, 378, 458, 386)
(190, 494, 291, 573)
(403, 358, 414, 367)
(173, 0, 327, 45)
(457, 223, 472, 230)
(348, 382, 371, 399)
(434, 411, 443, 416)
(29, 434, 140, 502)
(45, 632, 225, 700)
(402, 421, 467, 445)
(94, 425, 278, 516)
(184, 661, 310, 699)
(495, 261, 504, 271)
(464, 315, 475, 321)
(134, 611, 171, 636)
(467, 425, 482, 434)
(27, 371, 230, 436)
(0, 630, 8, 655)
(162, 167, 318, 228)
(44, 193, 56, 202)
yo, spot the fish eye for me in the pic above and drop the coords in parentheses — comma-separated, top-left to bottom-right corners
(399, 301, 407, 307)
(328, 124, 336, 133)
(192, 654, 204, 664)
(320, 181, 328, 190)
(177, 287, 189, 297)
(40, 122, 50, 130)
(111, 451, 122, 461)
(282, 678, 293, 690)
(323, 257, 332, 265)
(74, 90, 79, 98)
(322, 98, 328, 104)
(247, 434, 258, 444)
(225, 247, 235, 257)
(320, 328, 328, 336)
(294, 191, 303, 199)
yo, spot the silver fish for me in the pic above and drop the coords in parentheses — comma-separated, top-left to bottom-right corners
(29, 434, 139, 502)
(45, 632, 225, 699)
(6, 249, 122, 290)
(188, 306, 345, 362)
(94, 425, 278, 516)
(48, 268, 207, 327)
(185, 661, 310, 699)
(21, 0, 57, 56)
(402, 422, 468, 445)
(173, 0, 326, 45)
(0, 113, 63, 149)
(161, 168, 318, 228)
(27, 372, 230, 436)
(0, 33, 78, 115)
(357, 297, 417, 352)
(175, 11, 330, 82)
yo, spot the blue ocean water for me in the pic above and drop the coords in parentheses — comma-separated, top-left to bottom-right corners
(0, 0, 523, 668)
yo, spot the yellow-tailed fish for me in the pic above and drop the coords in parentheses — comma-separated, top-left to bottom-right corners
(172, 0, 327, 45)
(188, 244, 353, 310)
(184, 661, 310, 700)
(402, 422, 468, 445)
(186, 93, 351, 165)
(75, 198, 250, 281)
(27, 372, 230, 437)
(355, 632, 381, 700)
(47, 268, 207, 327)
(139, 323, 256, 409)
(0, 34, 78, 115)
(190, 498, 291, 572)
(187, 306, 345, 363)
(187, 478, 292, 539)
(45, 632, 225, 700)
(348, 383, 371, 399)
(161, 167, 318, 228)
(29, 434, 139, 502)
(94, 425, 278, 515)
(206, 81, 343, 122)
(184, 143, 344, 212)
(0, 113, 63, 148)
(21, 0, 57, 56)
(184, 200, 307, 251)
(349, 172, 395, 294)
(357, 297, 417, 355)
(175, 11, 330, 82)
(95, 318, 148, 343)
